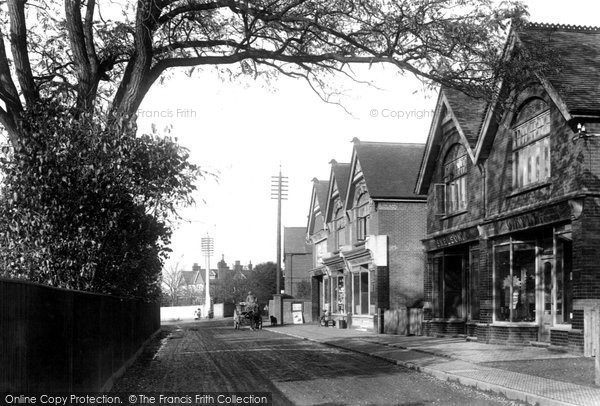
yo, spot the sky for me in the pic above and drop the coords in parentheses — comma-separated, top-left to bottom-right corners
(135, 0, 600, 272)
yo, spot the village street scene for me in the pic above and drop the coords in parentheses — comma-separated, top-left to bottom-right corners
(2, 0, 600, 405)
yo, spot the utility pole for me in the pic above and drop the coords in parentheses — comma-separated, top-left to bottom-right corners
(200, 234, 214, 317)
(271, 165, 288, 294)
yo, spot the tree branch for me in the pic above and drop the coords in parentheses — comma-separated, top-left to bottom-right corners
(7, 0, 38, 107)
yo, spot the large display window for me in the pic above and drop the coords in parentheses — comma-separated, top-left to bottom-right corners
(351, 266, 371, 315)
(492, 226, 573, 332)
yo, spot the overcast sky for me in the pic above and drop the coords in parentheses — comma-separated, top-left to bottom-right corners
(136, 0, 600, 272)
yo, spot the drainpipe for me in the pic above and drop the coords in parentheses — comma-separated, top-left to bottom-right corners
(479, 163, 487, 218)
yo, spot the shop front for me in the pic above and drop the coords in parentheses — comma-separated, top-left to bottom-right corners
(321, 254, 348, 326)
(479, 200, 576, 346)
(343, 245, 377, 330)
(424, 226, 480, 337)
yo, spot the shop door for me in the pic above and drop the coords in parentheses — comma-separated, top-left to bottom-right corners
(539, 256, 554, 342)
(443, 254, 466, 319)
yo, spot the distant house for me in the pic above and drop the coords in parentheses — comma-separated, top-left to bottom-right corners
(283, 227, 313, 298)
(179, 263, 206, 305)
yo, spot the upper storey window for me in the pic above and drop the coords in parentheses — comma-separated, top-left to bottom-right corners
(355, 191, 370, 242)
(513, 99, 551, 189)
(333, 204, 346, 248)
(441, 144, 468, 214)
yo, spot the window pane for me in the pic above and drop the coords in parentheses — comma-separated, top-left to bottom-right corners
(512, 243, 536, 322)
(336, 276, 345, 313)
(495, 245, 510, 321)
(556, 236, 573, 324)
(353, 273, 360, 314)
(324, 277, 331, 308)
(361, 272, 369, 314)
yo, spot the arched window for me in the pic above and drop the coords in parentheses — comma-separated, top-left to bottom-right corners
(441, 144, 468, 214)
(513, 98, 551, 188)
(333, 202, 345, 248)
(355, 190, 370, 241)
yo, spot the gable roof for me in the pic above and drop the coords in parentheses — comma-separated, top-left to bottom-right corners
(284, 227, 312, 255)
(417, 22, 600, 194)
(306, 178, 329, 236)
(181, 269, 204, 285)
(443, 88, 488, 146)
(325, 160, 351, 222)
(517, 23, 600, 115)
(350, 138, 426, 201)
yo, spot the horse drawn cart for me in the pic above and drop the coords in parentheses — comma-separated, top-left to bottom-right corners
(235, 302, 263, 330)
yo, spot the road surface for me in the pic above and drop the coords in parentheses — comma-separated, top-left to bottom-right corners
(111, 319, 521, 405)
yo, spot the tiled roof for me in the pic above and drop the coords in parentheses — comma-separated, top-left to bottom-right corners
(443, 87, 487, 146)
(284, 227, 311, 254)
(181, 270, 204, 285)
(331, 161, 351, 199)
(517, 23, 600, 114)
(312, 178, 330, 210)
(354, 140, 426, 199)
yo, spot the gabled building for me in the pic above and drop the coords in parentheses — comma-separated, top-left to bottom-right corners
(312, 140, 427, 331)
(306, 178, 330, 319)
(416, 23, 600, 353)
(321, 160, 351, 317)
(283, 226, 313, 298)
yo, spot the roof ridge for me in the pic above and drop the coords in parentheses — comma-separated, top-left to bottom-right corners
(524, 22, 600, 33)
(357, 140, 425, 146)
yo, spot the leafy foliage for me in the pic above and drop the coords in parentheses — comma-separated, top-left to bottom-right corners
(0, 104, 201, 299)
(211, 261, 279, 305)
(0, 1, 528, 141)
(295, 280, 312, 300)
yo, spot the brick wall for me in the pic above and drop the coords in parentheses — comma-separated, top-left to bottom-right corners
(485, 86, 582, 217)
(378, 202, 426, 309)
(284, 252, 313, 298)
(426, 131, 484, 236)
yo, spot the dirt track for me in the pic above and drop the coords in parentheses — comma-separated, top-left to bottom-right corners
(111, 319, 521, 405)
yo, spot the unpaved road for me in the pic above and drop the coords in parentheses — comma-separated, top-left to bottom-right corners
(111, 319, 521, 405)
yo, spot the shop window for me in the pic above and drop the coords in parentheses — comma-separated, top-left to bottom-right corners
(494, 241, 536, 322)
(513, 99, 551, 189)
(435, 144, 468, 215)
(369, 269, 376, 313)
(351, 267, 371, 315)
(493, 229, 573, 326)
(332, 274, 345, 313)
(556, 232, 573, 324)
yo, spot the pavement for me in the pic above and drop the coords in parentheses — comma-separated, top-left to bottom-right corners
(264, 323, 600, 406)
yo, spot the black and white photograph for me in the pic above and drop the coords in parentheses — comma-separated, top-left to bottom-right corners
(1, 0, 600, 405)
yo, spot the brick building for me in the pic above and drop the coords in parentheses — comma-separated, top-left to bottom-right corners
(309, 139, 427, 330)
(306, 178, 330, 320)
(283, 227, 313, 298)
(416, 23, 600, 352)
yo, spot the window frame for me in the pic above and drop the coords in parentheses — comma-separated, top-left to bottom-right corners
(512, 107, 551, 190)
(438, 144, 468, 216)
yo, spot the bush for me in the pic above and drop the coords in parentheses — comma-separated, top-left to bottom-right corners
(0, 105, 200, 300)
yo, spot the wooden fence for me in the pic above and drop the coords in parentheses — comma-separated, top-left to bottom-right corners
(0, 278, 160, 392)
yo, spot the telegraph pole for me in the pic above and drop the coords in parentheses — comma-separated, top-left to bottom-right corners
(271, 165, 288, 294)
(200, 234, 214, 316)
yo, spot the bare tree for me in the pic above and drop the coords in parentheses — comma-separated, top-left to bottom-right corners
(0, 0, 526, 143)
(162, 261, 184, 305)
